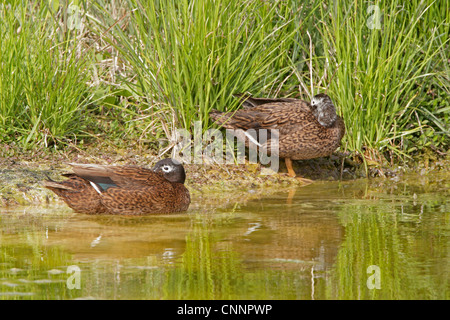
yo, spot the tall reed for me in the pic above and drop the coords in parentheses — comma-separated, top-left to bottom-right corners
(0, 2, 93, 150)
(90, 0, 307, 134)
(88, 0, 448, 161)
(1, 1, 447, 159)
(314, 0, 449, 162)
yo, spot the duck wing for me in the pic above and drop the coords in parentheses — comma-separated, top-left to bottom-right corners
(210, 100, 315, 131)
(69, 164, 168, 191)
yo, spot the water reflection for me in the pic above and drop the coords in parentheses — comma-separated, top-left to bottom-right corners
(230, 191, 344, 272)
(0, 172, 448, 299)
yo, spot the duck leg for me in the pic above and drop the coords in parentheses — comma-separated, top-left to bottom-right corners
(285, 158, 296, 177)
(285, 158, 313, 184)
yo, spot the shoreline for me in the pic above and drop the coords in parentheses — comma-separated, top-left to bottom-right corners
(1, 150, 448, 208)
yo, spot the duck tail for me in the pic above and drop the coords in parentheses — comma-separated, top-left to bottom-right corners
(42, 174, 75, 191)
(42, 179, 74, 191)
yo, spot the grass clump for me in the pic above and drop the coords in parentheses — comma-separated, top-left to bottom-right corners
(89, 0, 448, 165)
(88, 0, 306, 133)
(322, 0, 449, 164)
(0, 0, 448, 168)
(0, 1, 94, 150)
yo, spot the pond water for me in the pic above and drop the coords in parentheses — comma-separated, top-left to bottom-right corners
(0, 172, 448, 300)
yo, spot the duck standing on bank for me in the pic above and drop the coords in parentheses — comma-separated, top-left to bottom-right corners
(43, 158, 190, 215)
(209, 93, 345, 179)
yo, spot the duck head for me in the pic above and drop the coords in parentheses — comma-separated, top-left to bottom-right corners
(310, 93, 338, 128)
(153, 158, 186, 184)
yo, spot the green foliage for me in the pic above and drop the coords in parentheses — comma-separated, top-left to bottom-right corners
(89, 0, 304, 134)
(0, 0, 448, 161)
(0, 1, 93, 150)
(312, 0, 449, 161)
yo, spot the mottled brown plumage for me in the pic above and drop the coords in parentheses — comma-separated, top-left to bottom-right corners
(43, 159, 190, 215)
(209, 93, 345, 177)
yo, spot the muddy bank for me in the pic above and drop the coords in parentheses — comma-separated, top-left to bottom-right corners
(1, 148, 448, 208)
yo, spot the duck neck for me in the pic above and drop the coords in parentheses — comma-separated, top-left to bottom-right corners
(315, 104, 337, 127)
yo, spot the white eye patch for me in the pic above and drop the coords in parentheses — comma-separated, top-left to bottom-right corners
(162, 165, 173, 172)
(311, 98, 322, 106)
